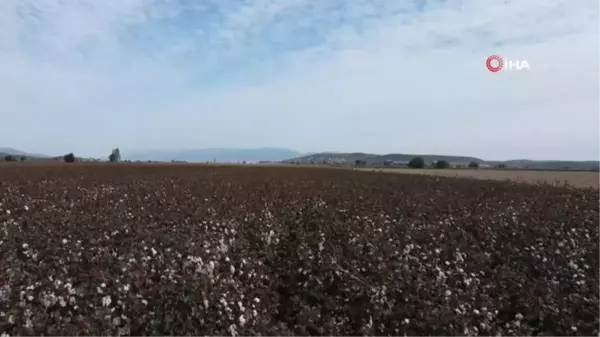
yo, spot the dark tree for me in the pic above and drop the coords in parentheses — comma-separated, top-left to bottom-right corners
(468, 161, 480, 168)
(109, 148, 121, 162)
(435, 160, 450, 169)
(408, 157, 425, 169)
(64, 153, 76, 163)
(20, 156, 26, 162)
(4, 155, 15, 162)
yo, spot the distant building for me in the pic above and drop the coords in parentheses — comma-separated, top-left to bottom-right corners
(384, 160, 409, 166)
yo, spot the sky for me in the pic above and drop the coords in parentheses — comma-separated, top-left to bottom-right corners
(0, 0, 598, 161)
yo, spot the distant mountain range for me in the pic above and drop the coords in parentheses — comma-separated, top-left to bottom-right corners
(2, 146, 598, 171)
(0, 147, 50, 159)
(0, 147, 305, 163)
(126, 148, 304, 163)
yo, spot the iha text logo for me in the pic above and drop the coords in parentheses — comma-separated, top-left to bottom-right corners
(486, 55, 530, 72)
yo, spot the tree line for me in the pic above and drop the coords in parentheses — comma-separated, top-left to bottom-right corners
(3, 155, 26, 162)
(354, 157, 480, 169)
(2, 148, 122, 163)
(61, 148, 122, 163)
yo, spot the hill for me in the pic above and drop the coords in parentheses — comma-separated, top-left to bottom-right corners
(126, 148, 303, 163)
(283, 152, 483, 166)
(3, 146, 598, 171)
(0, 147, 100, 162)
(0, 147, 51, 161)
(283, 152, 599, 171)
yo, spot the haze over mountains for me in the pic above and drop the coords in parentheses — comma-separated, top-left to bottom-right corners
(126, 148, 303, 163)
(1, 146, 598, 171)
(0, 147, 50, 158)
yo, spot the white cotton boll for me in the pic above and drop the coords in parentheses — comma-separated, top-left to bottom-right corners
(151, 248, 157, 256)
(62, 238, 68, 244)
(24, 205, 29, 211)
(445, 290, 452, 297)
(238, 315, 246, 327)
(229, 324, 238, 337)
(230, 265, 236, 274)
(102, 295, 112, 307)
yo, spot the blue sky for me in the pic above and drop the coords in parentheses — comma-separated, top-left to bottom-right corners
(1, 0, 598, 160)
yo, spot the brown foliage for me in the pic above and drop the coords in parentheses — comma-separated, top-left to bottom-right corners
(0, 164, 598, 336)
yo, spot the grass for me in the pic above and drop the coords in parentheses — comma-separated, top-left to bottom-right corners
(358, 167, 599, 189)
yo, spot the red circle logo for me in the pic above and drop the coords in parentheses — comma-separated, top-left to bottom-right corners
(486, 55, 503, 72)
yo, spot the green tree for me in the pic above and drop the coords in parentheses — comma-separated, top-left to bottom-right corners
(20, 156, 26, 162)
(435, 160, 450, 169)
(4, 155, 15, 162)
(468, 161, 480, 168)
(64, 153, 76, 163)
(408, 157, 425, 169)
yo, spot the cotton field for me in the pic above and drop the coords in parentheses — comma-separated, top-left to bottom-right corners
(0, 164, 598, 336)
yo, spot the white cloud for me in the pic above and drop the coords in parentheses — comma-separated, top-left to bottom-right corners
(0, 0, 598, 160)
